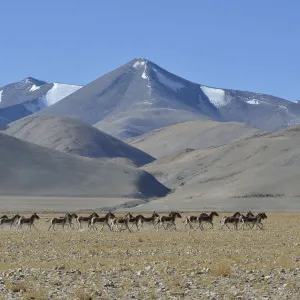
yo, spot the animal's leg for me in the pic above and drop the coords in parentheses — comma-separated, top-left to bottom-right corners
(125, 223, 132, 233)
(32, 224, 39, 231)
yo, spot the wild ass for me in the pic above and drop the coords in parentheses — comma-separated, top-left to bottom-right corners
(77, 212, 99, 229)
(48, 213, 78, 231)
(90, 212, 116, 231)
(0, 214, 20, 229)
(112, 214, 133, 233)
(124, 213, 145, 231)
(137, 212, 160, 230)
(159, 211, 182, 230)
(238, 211, 255, 230)
(198, 212, 219, 230)
(219, 212, 241, 230)
(244, 213, 267, 230)
(182, 215, 199, 230)
(182, 212, 209, 230)
(17, 213, 40, 231)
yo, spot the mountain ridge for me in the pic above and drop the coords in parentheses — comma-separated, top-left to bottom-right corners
(34, 58, 300, 138)
(5, 115, 155, 166)
(0, 77, 82, 125)
(2, 58, 300, 138)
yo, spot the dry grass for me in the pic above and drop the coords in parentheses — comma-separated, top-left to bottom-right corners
(6, 281, 27, 293)
(74, 289, 93, 300)
(210, 263, 232, 277)
(23, 289, 48, 300)
(1, 212, 300, 298)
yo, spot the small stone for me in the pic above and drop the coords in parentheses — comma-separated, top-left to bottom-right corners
(136, 270, 144, 276)
(145, 266, 151, 272)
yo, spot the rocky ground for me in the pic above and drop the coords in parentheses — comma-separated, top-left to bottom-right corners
(0, 212, 300, 299)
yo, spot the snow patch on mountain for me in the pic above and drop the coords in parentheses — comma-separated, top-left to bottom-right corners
(133, 60, 146, 68)
(40, 83, 82, 106)
(29, 85, 41, 92)
(0, 90, 3, 103)
(247, 99, 260, 105)
(153, 67, 184, 92)
(201, 86, 228, 108)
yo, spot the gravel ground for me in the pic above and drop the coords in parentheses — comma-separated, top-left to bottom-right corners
(0, 212, 300, 299)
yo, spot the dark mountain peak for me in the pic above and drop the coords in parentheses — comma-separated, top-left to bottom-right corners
(20, 77, 47, 87)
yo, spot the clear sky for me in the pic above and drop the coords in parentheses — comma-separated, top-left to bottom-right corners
(1, 0, 299, 100)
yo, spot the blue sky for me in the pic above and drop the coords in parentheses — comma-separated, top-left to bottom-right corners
(1, 0, 299, 100)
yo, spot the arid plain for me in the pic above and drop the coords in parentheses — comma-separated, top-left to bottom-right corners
(0, 211, 299, 300)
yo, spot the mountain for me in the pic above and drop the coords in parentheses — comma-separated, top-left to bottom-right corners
(0, 132, 169, 199)
(127, 120, 263, 158)
(0, 77, 81, 124)
(34, 58, 300, 139)
(36, 58, 219, 139)
(139, 125, 300, 211)
(5, 116, 155, 166)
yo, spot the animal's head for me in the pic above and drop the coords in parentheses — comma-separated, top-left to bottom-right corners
(72, 213, 78, 218)
(232, 212, 241, 217)
(246, 211, 254, 217)
(33, 212, 40, 220)
(125, 212, 133, 218)
(174, 211, 182, 218)
(212, 211, 219, 217)
(152, 211, 159, 217)
(106, 211, 116, 218)
(260, 212, 267, 219)
(91, 212, 99, 218)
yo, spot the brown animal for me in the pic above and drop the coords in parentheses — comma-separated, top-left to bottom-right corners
(198, 212, 219, 230)
(17, 213, 40, 230)
(90, 212, 116, 231)
(219, 212, 241, 230)
(77, 212, 99, 229)
(138, 212, 160, 230)
(159, 211, 182, 230)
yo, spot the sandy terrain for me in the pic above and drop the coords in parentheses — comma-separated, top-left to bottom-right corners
(141, 126, 300, 210)
(0, 132, 169, 199)
(127, 120, 263, 158)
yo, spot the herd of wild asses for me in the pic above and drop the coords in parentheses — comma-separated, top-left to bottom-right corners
(0, 211, 268, 232)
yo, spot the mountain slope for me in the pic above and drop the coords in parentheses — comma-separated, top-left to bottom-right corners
(0, 77, 81, 124)
(139, 125, 300, 210)
(0, 132, 169, 198)
(36, 59, 219, 139)
(34, 58, 300, 139)
(5, 116, 155, 166)
(127, 120, 263, 158)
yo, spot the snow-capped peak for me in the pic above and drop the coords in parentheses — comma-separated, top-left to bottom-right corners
(21, 77, 46, 86)
(133, 59, 146, 69)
